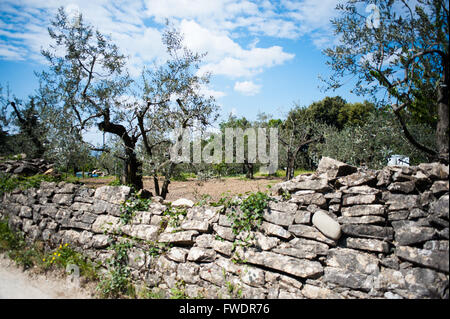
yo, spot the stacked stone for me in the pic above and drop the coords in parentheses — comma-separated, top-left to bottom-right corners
(0, 158, 55, 176)
(273, 157, 449, 298)
(0, 157, 448, 299)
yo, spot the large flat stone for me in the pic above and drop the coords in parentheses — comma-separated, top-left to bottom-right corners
(395, 246, 449, 273)
(93, 186, 131, 205)
(388, 181, 416, 194)
(323, 267, 372, 291)
(260, 221, 292, 239)
(418, 162, 449, 180)
(395, 225, 436, 246)
(341, 224, 394, 240)
(342, 194, 377, 206)
(158, 230, 199, 245)
(316, 157, 357, 179)
(289, 192, 326, 208)
(122, 224, 160, 241)
(338, 215, 385, 224)
(301, 284, 343, 299)
(429, 194, 449, 219)
(346, 238, 389, 253)
(237, 248, 323, 279)
(288, 224, 336, 246)
(92, 215, 121, 234)
(268, 201, 298, 213)
(213, 224, 236, 241)
(171, 198, 194, 208)
(337, 171, 377, 187)
(342, 186, 380, 195)
(263, 209, 295, 226)
(290, 238, 329, 255)
(187, 247, 216, 262)
(272, 242, 317, 259)
(180, 220, 210, 232)
(341, 204, 385, 217)
(326, 248, 379, 275)
(52, 193, 74, 205)
(385, 194, 420, 211)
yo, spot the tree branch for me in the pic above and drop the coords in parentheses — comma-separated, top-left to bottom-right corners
(393, 108, 437, 158)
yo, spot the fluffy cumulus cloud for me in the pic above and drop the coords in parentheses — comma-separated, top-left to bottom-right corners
(0, 0, 342, 82)
(234, 80, 261, 96)
(180, 19, 294, 78)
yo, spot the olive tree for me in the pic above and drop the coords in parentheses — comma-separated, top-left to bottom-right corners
(279, 104, 326, 180)
(0, 85, 47, 158)
(323, 0, 448, 163)
(39, 8, 144, 187)
(138, 27, 219, 198)
(39, 8, 218, 194)
(311, 108, 436, 168)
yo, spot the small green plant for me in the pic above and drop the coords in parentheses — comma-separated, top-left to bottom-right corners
(162, 206, 187, 229)
(0, 217, 44, 269)
(138, 286, 166, 299)
(1, 218, 98, 281)
(194, 194, 212, 206)
(120, 196, 152, 224)
(97, 239, 134, 298)
(170, 280, 189, 299)
(227, 191, 272, 236)
(42, 243, 98, 281)
(108, 178, 122, 186)
(147, 241, 170, 257)
(281, 189, 291, 200)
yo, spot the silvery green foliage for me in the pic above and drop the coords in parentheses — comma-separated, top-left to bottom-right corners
(311, 110, 436, 169)
(323, 0, 448, 160)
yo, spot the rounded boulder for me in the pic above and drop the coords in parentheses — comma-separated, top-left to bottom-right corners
(312, 210, 341, 240)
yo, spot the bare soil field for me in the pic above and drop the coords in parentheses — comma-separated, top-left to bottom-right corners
(80, 176, 284, 202)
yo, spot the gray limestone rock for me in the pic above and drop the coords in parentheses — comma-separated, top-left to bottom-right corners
(387, 181, 416, 194)
(342, 194, 378, 206)
(396, 246, 449, 273)
(166, 247, 189, 263)
(341, 224, 394, 240)
(260, 221, 292, 239)
(93, 185, 131, 205)
(288, 224, 336, 245)
(323, 267, 372, 291)
(338, 215, 385, 224)
(263, 208, 295, 226)
(346, 238, 390, 253)
(341, 204, 385, 217)
(316, 157, 357, 179)
(158, 230, 199, 245)
(238, 248, 324, 279)
(395, 225, 436, 246)
(337, 170, 377, 187)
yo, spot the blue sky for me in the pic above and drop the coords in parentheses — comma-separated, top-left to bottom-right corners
(0, 0, 369, 138)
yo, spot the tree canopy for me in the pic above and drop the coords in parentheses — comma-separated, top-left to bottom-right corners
(323, 0, 449, 163)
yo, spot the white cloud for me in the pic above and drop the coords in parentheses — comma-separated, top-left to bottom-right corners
(0, 43, 27, 60)
(234, 80, 261, 96)
(0, 0, 345, 79)
(180, 20, 294, 78)
(199, 86, 226, 100)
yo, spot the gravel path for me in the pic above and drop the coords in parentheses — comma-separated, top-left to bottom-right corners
(0, 254, 95, 299)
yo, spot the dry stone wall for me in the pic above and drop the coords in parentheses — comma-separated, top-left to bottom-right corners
(0, 157, 448, 299)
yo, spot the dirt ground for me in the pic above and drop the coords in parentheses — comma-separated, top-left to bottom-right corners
(0, 253, 97, 299)
(80, 176, 284, 202)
